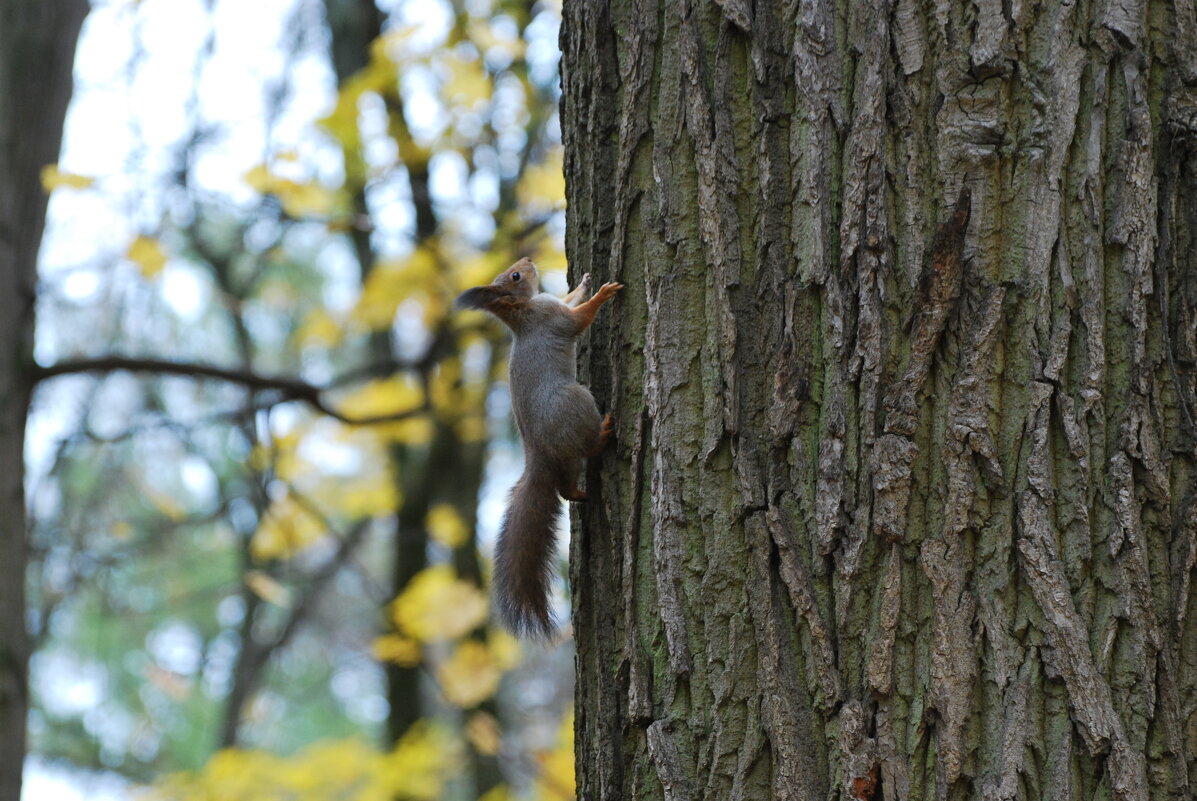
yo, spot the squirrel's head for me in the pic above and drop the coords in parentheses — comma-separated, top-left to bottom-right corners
(455, 257, 539, 311)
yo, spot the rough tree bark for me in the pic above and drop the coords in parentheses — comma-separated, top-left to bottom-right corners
(0, 1, 89, 797)
(564, 1, 1197, 799)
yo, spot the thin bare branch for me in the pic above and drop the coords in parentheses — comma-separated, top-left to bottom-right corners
(31, 355, 428, 426)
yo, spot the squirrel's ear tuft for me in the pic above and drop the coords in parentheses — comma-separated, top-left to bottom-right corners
(455, 286, 493, 310)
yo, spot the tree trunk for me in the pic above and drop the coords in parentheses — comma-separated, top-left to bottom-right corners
(0, 1, 88, 796)
(563, 1, 1197, 799)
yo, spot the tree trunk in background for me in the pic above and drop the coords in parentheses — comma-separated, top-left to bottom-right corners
(564, 0, 1197, 799)
(0, 1, 88, 797)
(323, 7, 499, 795)
(321, 0, 432, 747)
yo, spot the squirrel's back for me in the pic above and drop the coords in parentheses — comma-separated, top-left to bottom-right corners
(508, 296, 600, 453)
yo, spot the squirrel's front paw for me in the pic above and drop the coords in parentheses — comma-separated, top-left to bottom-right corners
(576, 273, 591, 295)
(598, 281, 624, 298)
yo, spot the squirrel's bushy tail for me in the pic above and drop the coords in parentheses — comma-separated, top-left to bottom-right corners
(493, 461, 562, 639)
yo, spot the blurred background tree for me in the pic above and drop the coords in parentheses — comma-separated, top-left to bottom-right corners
(18, 0, 577, 798)
(1, 2, 91, 798)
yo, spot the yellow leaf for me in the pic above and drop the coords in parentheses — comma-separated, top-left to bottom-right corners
(263, 422, 403, 520)
(453, 251, 510, 293)
(40, 164, 95, 192)
(380, 722, 459, 801)
(429, 358, 488, 427)
(127, 235, 168, 279)
(334, 375, 431, 444)
(443, 53, 491, 107)
(517, 149, 565, 213)
(356, 47, 398, 95)
(533, 246, 568, 276)
(353, 248, 440, 331)
(390, 565, 488, 642)
(465, 712, 502, 757)
(468, 18, 527, 62)
(141, 480, 185, 520)
(335, 372, 424, 418)
(294, 308, 343, 347)
(478, 786, 515, 801)
(279, 181, 336, 217)
(337, 475, 399, 518)
(243, 164, 275, 193)
(264, 430, 304, 482)
(150, 739, 394, 801)
(534, 712, 575, 801)
(317, 47, 396, 164)
(245, 570, 291, 606)
(370, 26, 419, 64)
(488, 629, 522, 671)
(247, 442, 273, 472)
(353, 264, 409, 331)
(437, 640, 502, 708)
(372, 634, 422, 666)
(426, 504, 468, 549)
(455, 415, 488, 443)
(150, 748, 280, 800)
(243, 164, 336, 217)
(250, 494, 326, 561)
(318, 91, 363, 155)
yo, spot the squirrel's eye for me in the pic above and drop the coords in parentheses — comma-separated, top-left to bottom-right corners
(511, 272, 521, 282)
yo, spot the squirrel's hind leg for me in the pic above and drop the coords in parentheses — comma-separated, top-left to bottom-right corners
(558, 461, 587, 502)
(582, 413, 614, 458)
(562, 414, 614, 500)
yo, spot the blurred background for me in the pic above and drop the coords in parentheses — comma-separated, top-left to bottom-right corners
(27, 0, 574, 798)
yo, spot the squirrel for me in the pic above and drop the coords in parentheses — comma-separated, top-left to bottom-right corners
(456, 257, 623, 638)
